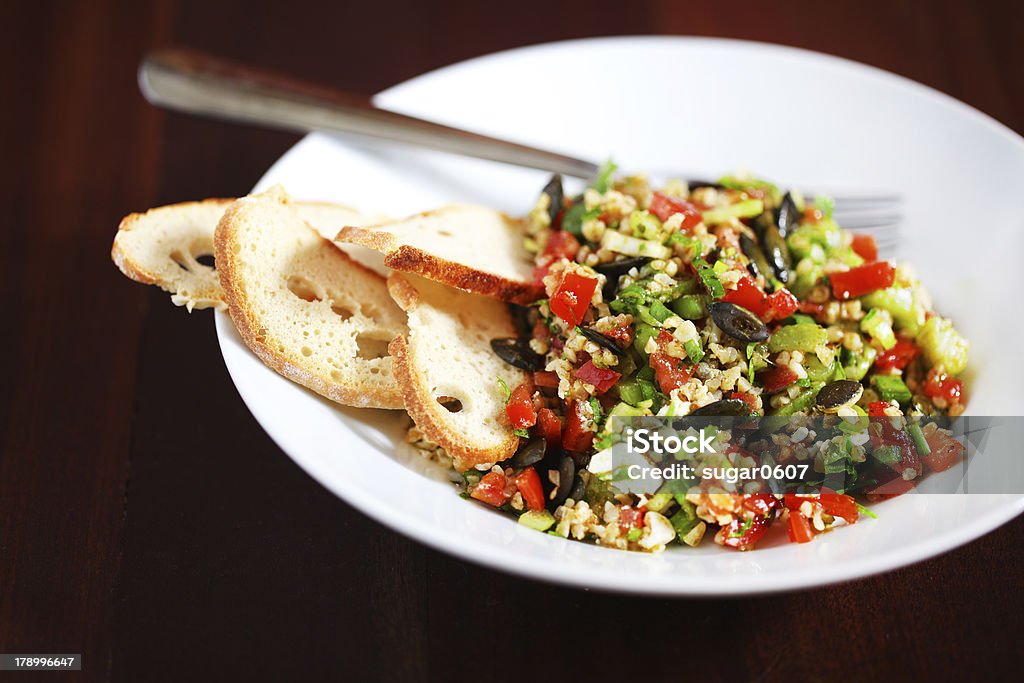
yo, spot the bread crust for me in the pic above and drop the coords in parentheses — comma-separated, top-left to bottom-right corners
(388, 336, 519, 470)
(337, 206, 542, 305)
(215, 192, 405, 410)
(386, 272, 525, 470)
(111, 198, 234, 310)
(111, 198, 234, 285)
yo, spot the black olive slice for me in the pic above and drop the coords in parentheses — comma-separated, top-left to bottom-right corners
(707, 302, 770, 343)
(776, 192, 800, 238)
(542, 173, 564, 225)
(509, 439, 547, 468)
(689, 398, 752, 417)
(815, 380, 864, 412)
(578, 326, 626, 356)
(491, 338, 544, 371)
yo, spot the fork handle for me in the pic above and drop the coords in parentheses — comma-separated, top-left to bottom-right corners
(139, 48, 599, 179)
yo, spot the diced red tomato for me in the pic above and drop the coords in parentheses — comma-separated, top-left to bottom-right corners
(513, 467, 546, 511)
(784, 494, 809, 511)
(532, 258, 554, 289)
(923, 368, 964, 405)
(722, 276, 771, 319)
(787, 512, 814, 543)
(720, 514, 772, 551)
(550, 271, 598, 324)
(649, 353, 693, 394)
(865, 476, 916, 501)
(648, 192, 702, 230)
(875, 339, 920, 372)
(767, 287, 799, 320)
(819, 491, 859, 523)
(721, 276, 797, 322)
(470, 471, 510, 507)
(562, 400, 595, 452)
(803, 207, 823, 223)
(533, 371, 560, 388)
(606, 324, 634, 347)
(544, 230, 580, 261)
(505, 382, 537, 430)
(618, 505, 645, 533)
(742, 494, 780, 517)
(536, 408, 562, 448)
(867, 401, 891, 417)
(922, 430, 965, 473)
(850, 233, 878, 261)
(575, 360, 621, 394)
(730, 391, 758, 412)
(798, 301, 825, 318)
(829, 261, 895, 300)
(760, 365, 799, 393)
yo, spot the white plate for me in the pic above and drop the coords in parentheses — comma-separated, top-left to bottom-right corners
(215, 37, 1024, 595)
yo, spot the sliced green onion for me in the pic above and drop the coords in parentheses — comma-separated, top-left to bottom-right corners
(683, 338, 704, 363)
(648, 300, 674, 323)
(872, 375, 912, 405)
(861, 308, 897, 350)
(907, 422, 931, 455)
(702, 199, 765, 224)
(518, 510, 556, 531)
(670, 294, 708, 320)
(767, 324, 828, 353)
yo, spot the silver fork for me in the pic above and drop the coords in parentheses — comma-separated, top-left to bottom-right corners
(138, 48, 901, 246)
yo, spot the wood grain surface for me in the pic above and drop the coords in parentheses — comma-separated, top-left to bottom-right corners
(1, 0, 1021, 680)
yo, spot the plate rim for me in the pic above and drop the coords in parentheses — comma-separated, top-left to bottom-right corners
(217, 35, 1024, 596)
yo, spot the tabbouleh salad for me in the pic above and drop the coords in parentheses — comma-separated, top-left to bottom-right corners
(440, 166, 970, 552)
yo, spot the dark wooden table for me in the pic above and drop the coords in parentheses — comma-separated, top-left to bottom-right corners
(3, 0, 1021, 680)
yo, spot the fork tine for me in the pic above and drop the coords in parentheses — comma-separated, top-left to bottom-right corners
(832, 215, 903, 231)
(817, 194, 902, 207)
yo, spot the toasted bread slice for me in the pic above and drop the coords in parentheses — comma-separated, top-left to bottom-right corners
(387, 272, 527, 470)
(112, 199, 234, 311)
(215, 187, 406, 409)
(113, 197, 389, 310)
(337, 205, 541, 304)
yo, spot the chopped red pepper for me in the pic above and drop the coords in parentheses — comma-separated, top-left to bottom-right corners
(867, 401, 891, 417)
(922, 430, 965, 473)
(533, 371, 560, 388)
(561, 400, 595, 452)
(742, 494, 780, 517)
(923, 368, 963, 405)
(721, 276, 798, 322)
(819, 490, 859, 523)
(649, 352, 693, 394)
(513, 467, 546, 511)
(874, 339, 920, 372)
(829, 261, 895, 300)
(470, 471, 511, 507)
(505, 382, 537, 430)
(550, 271, 598, 324)
(722, 276, 771, 319)
(535, 408, 562, 448)
(543, 229, 580, 261)
(729, 391, 759, 412)
(606, 323, 635, 347)
(850, 233, 878, 261)
(760, 365, 799, 393)
(618, 505, 645, 533)
(787, 513, 814, 543)
(783, 493, 808, 511)
(865, 477, 915, 501)
(648, 192, 702, 230)
(720, 514, 772, 551)
(803, 207, 824, 223)
(575, 360, 621, 394)
(767, 287, 799, 320)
